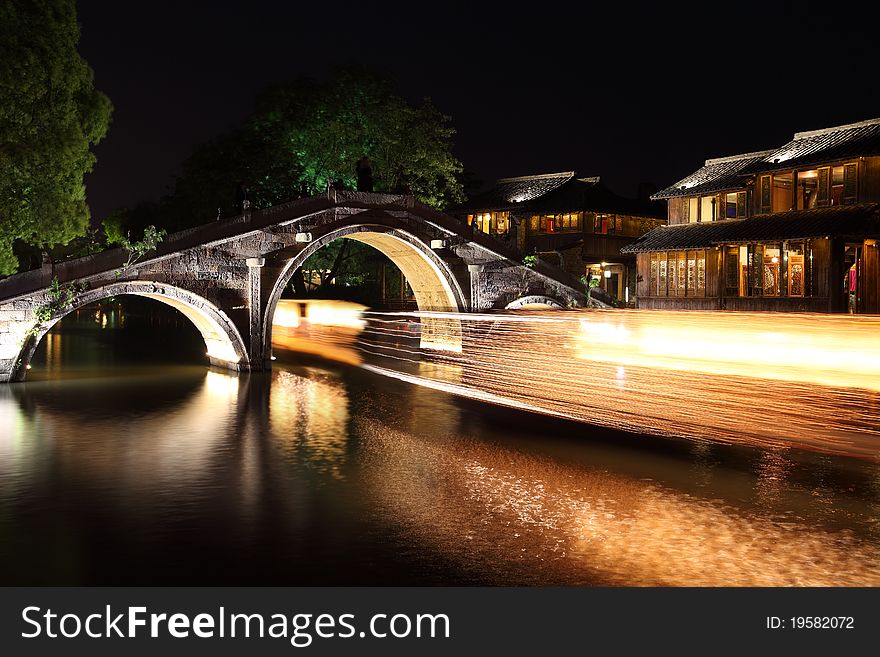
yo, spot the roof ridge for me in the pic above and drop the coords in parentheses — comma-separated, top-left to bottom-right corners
(495, 171, 575, 184)
(793, 117, 880, 140)
(704, 150, 776, 165)
(576, 176, 601, 184)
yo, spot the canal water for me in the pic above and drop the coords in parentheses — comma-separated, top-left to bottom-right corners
(1, 298, 879, 585)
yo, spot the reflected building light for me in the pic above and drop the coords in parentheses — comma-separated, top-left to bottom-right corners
(0, 392, 27, 451)
(203, 370, 240, 400)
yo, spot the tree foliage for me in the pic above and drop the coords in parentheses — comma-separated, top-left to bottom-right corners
(299, 239, 383, 291)
(0, 0, 112, 274)
(159, 69, 464, 230)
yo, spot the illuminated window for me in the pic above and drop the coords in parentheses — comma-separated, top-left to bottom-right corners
(796, 170, 819, 210)
(650, 253, 659, 294)
(676, 252, 686, 295)
(555, 212, 582, 232)
(649, 250, 706, 297)
(700, 196, 717, 222)
(472, 211, 510, 236)
(688, 198, 699, 223)
(530, 214, 565, 233)
(787, 242, 805, 297)
(724, 192, 747, 219)
(845, 163, 858, 203)
(772, 173, 793, 213)
(731, 241, 812, 298)
(658, 253, 667, 295)
(595, 214, 619, 234)
(763, 245, 781, 296)
(725, 247, 739, 296)
(759, 175, 771, 213)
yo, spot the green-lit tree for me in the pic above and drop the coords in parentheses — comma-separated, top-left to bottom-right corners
(158, 69, 464, 231)
(0, 0, 112, 274)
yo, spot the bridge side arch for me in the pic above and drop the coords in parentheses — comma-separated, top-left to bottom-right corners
(9, 281, 249, 381)
(263, 224, 466, 359)
(505, 295, 565, 309)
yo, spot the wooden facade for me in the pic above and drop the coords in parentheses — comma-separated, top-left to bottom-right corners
(630, 119, 880, 314)
(456, 173, 665, 305)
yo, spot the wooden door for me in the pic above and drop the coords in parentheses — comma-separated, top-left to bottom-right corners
(858, 242, 879, 313)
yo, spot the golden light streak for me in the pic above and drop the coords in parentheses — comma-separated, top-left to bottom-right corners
(359, 309, 880, 460)
(271, 303, 880, 460)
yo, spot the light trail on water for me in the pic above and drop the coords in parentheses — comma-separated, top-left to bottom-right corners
(273, 301, 880, 460)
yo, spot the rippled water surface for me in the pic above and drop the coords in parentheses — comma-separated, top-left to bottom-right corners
(1, 301, 879, 585)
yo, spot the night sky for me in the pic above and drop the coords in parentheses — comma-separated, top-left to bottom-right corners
(77, 1, 880, 221)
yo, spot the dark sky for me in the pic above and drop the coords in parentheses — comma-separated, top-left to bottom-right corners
(77, 1, 880, 220)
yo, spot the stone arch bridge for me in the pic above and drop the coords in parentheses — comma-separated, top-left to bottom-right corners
(0, 191, 587, 382)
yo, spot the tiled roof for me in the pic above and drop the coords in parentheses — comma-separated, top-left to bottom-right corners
(653, 117, 880, 200)
(621, 203, 880, 253)
(455, 173, 665, 219)
(652, 151, 774, 200)
(457, 172, 575, 210)
(754, 117, 880, 173)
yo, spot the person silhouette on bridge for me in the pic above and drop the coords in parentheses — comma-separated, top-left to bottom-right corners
(356, 155, 373, 192)
(235, 181, 251, 213)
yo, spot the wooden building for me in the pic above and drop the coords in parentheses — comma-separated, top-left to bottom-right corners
(454, 172, 665, 304)
(624, 118, 880, 313)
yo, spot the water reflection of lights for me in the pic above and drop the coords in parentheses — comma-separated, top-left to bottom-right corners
(204, 369, 242, 398)
(0, 388, 29, 453)
(281, 307, 880, 460)
(4, 370, 240, 491)
(358, 418, 880, 586)
(269, 369, 350, 479)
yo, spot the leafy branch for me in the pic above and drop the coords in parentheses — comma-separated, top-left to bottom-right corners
(26, 277, 86, 339)
(518, 254, 537, 290)
(115, 225, 167, 276)
(580, 274, 600, 305)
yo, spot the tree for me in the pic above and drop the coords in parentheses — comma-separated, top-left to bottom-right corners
(0, 0, 112, 274)
(155, 69, 464, 231)
(296, 239, 385, 294)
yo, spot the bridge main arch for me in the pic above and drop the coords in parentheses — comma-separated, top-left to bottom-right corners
(10, 281, 249, 381)
(263, 224, 466, 360)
